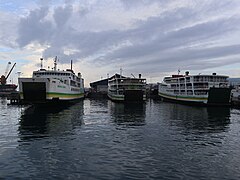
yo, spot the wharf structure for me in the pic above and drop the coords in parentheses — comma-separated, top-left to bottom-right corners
(88, 78, 108, 98)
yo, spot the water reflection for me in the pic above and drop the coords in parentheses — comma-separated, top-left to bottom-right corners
(165, 102, 230, 133)
(0, 97, 7, 105)
(18, 102, 84, 141)
(2, 99, 240, 179)
(109, 102, 146, 126)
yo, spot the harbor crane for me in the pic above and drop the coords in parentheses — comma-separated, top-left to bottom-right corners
(5, 62, 11, 76)
(0, 62, 16, 85)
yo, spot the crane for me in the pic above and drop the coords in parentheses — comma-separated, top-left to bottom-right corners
(5, 62, 11, 76)
(0, 62, 16, 85)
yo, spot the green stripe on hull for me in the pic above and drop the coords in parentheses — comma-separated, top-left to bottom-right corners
(108, 94, 124, 101)
(20, 92, 84, 100)
(47, 92, 84, 99)
(159, 92, 208, 102)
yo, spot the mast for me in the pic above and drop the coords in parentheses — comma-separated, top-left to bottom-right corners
(120, 68, 122, 78)
(54, 56, 57, 71)
(40, 58, 43, 69)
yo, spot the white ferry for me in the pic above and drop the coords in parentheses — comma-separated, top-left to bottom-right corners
(108, 73, 146, 102)
(158, 71, 231, 106)
(18, 57, 84, 104)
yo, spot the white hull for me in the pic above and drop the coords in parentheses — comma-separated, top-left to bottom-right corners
(158, 91, 208, 104)
(19, 77, 84, 102)
(108, 91, 147, 101)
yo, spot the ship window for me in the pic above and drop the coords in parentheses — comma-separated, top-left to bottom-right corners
(52, 81, 56, 83)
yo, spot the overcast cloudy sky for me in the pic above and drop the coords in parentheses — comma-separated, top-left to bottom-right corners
(0, 0, 240, 86)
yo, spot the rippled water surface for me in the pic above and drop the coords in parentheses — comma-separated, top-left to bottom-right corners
(1, 97, 240, 179)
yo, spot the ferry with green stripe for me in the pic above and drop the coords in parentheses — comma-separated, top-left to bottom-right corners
(108, 73, 147, 102)
(18, 57, 85, 104)
(158, 71, 231, 106)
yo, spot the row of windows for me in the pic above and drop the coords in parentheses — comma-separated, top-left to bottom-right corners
(34, 72, 71, 76)
(166, 77, 227, 83)
(166, 90, 208, 96)
(71, 88, 80, 92)
(34, 73, 81, 81)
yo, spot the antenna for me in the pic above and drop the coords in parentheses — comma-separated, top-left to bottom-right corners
(53, 56, 57, 71)
(131, 73, 135, 78)
(120, 67, 123, 77)
(178, 69, 180, 75)
(71, 60, 73, 71)
(40, 58, 43, 69)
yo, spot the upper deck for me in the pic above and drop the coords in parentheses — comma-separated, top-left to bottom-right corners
(108, 74, 146, 86)
(32, 69, 82, 82)
(163, 73, 229, 85)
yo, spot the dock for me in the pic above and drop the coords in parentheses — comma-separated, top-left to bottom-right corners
(231, 89, 240, 107)
(6, 92, 23, 105)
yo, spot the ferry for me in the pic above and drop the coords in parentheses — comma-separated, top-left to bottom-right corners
(108, 73, 146, 102)
(18, 57, 84, 104)
(158, 71, 231, 106)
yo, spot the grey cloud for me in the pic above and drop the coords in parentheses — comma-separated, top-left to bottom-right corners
(126, 44, 240, 73)
(38, 0, 52, 6)
(16, 0, 240, 76)
(106, 16, 239, 61)
(120, 0, 162, 8)
(0, 12, 18, 47)
(53, 5, 73, 27)
(17, 7, 53, 47)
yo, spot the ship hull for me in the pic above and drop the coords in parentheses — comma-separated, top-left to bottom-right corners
(159, 87, 231, 106)
(0, 84, 17, 96)
(19, 78, 84, 104)
(108, 90, 146, 102)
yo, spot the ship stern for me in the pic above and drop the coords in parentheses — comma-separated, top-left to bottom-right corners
(207, 87, 231, 106)
(19, 78, 48, 103)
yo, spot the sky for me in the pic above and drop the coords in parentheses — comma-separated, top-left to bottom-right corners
(0, 0, 240, 86)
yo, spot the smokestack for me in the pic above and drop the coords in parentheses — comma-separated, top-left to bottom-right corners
(71, 60, 73, 71)
(185, 71, 189, 76)
(139, 74, 141, 79)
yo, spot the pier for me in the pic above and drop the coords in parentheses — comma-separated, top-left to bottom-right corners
(7, 92, 22, 105)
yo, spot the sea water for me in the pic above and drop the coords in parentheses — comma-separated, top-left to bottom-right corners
(1, 97, 240, 179)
